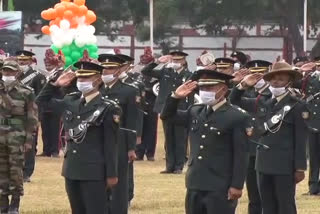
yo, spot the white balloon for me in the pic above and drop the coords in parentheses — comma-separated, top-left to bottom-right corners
(60, 19, 70, 30)
(87, 25, 95, 34)
(49, 25, 59, 33)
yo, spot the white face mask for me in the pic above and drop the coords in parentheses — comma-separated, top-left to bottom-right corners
(254, 79, 266, 89)
(196, 66, 205, 71)
(118, 72, 128, 79)
(101, 74, 116, 84)
(2, 76, 16, 84)
(269, 86, 287, 97)
(167, 62, 181, 70)
(76, 81, 94, 94)
(199, 90, 218, 106)
(20, 65, 30, 72)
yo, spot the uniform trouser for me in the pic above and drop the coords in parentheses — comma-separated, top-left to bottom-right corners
(162, 119, 188, 171)
(128, 162, 134, 202)
(246, 156, 262, 214)
(308, 132, 320, 194)
(0, 131, 25, 197)
(23, 129, 37, 178)
(41, 112, 61, 156)
(185, 189, 238, 214)
(65, 178, 107, 214)
(109, 138, 129, 214)
(136, 110, 158, 158)
(257, 172, 296, 214)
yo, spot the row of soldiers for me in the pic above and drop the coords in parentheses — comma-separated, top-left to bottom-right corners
(144, 49, 320, 214)
(0, 48, 159, 214)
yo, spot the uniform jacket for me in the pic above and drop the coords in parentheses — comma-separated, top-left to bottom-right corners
(142, 63, 194, 114)
(161, 96, 250, 192)
(36, 83, 119, 181)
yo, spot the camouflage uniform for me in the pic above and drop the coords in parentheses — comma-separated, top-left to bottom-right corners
(0, 61, 38, 213)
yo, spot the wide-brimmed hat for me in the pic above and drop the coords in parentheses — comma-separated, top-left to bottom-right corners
(263, 61, 302, 81)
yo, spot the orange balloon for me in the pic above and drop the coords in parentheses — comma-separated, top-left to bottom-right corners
(41, 10, 51, 20)
(70, 18, 78, 28)
(61, 1, 69, 7)
(67, 3, 79, 14)
(54, 3, 62, 9)
(49, 20, 56, 26)
(78, 5, 88, 16)
(61, 0, 71, 2)
(63, 10, 73, 20)
(74, 0, 85, 6)
(85, 10, 96, 24)
(48, 8, 57, 19)
(41, 25, 50, 35)
(56, 5, 66, 17)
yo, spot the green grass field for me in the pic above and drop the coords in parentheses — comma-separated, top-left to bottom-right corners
(20, 123, 320, 213)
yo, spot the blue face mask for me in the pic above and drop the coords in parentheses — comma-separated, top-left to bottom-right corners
(76, 81, 94, 94)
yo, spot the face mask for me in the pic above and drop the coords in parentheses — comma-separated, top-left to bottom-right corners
(234, 63, 241, 71)
(76, 81, 94, 94)
(102, 74, 116, 84)
(2, 76, 16, 84)
(269, 86, 287, 97)
(199, 90, 218, 106)
(20, 65, 29, 72)
(196, 66, 205, 71)
(118, 72, 128, 79)
(254, 79, 266, 89)
(167, 62, 181, 70)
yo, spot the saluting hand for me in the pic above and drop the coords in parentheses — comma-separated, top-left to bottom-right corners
(231, 69, 250, 84)
(157, 55, 172, 64)
(174, 80, 198, 99)
(52, 71, 76, 87)
(240, 73, 263, 88)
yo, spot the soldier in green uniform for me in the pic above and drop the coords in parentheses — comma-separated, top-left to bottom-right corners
(98, 54, 138, 214)
(215, 58, 236, 75)
(229, 60, 272, 214)
(36, 61, 120, 214)
(15, 50, 46, 182)
(0, 60, 38, 214)
(161, 68, 251, 214)
(142, 51, 194, 174)
(238, 61, 308, 214)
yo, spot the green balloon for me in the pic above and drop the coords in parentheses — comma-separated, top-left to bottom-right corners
(62, 46, 71, 56)
(89, 52, 98, 59)
(65, 56, 73, 67)
(51, 45, 59, 54)
(70, 43, 78, 51)
(71, 51, 81, 61)
(89, 45, 98, 53)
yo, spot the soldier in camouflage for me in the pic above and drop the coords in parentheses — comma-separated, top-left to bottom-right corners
(0, 60, 38, 214)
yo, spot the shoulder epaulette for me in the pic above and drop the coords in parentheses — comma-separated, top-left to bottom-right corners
(121, 81, 139, 90)
(230, 103, 248, 114)
(66, 91, 81, 97)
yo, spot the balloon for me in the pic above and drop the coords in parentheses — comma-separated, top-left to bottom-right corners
(60, 19, 70, 30)
(88, 44, 98, 53)
(56, 5, 66, 17)
(85, 10, 96, 24)
(87, 25, 95, 34)
(89, 52, 98, 59)
(62, 46, 71, 56)
(70, 43, 78, 51)
(61, 0, 71, 2)
(49, 25, 59, 34)
(75, 39, 85, 48)
(67, 3, 79, 14)
(78, 5, 88, 16)
(63, 10, 73, 20)
(74, 0, 86, 6)
(71, 51, 81, 61)
(41, 25, 50, 35)
(70, 18, 78, 28)
(65, 56, 73, 66)
(48, 8, 57, 19)
(54, 3, 62, 9)
(51, 45, 59, 54)
(41, 10, 51, 20)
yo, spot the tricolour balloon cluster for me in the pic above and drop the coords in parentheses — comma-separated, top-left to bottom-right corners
(41, 0, 98, 67)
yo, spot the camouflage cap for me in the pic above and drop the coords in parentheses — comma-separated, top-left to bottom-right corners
(1, 60, 20, 71)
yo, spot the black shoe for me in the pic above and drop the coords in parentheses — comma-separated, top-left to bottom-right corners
(147, 157, 155, 161)
(173, 169, 183, 174)
(23, 177, 31, 183)
(8, 196, 20, 214)
(0, 195, 9, 214)
(160, 169, 174, 174)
